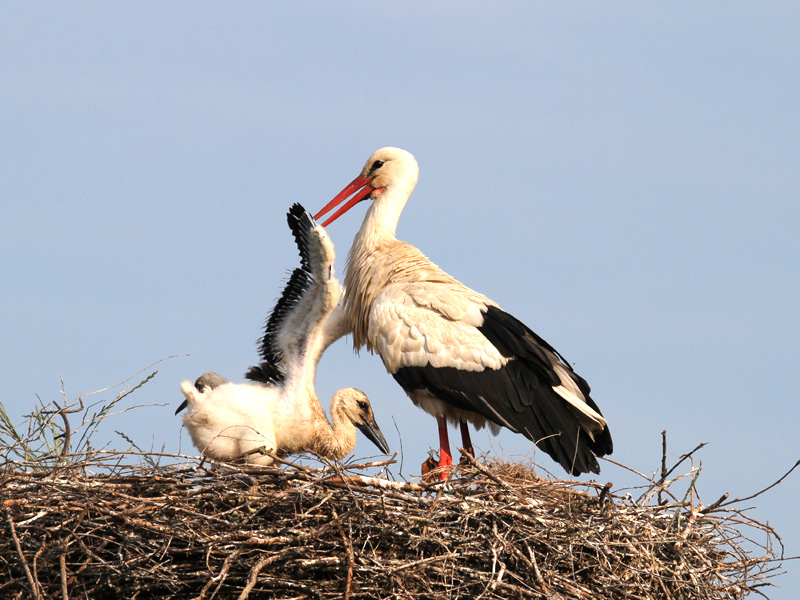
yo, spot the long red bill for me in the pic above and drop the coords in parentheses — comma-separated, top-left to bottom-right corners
(314, 175, 374, 227)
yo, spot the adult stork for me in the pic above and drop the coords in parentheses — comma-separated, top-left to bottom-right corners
(314, 148, 612, 479)
(177, 204, 389, 465)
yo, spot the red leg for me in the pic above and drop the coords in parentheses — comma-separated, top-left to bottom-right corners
(437, 416, 453, 481)
(459, 420, 474, 458)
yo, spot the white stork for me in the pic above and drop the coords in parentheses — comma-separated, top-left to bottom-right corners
(176, 204, 389, 465)
(314, 148, 612, 479)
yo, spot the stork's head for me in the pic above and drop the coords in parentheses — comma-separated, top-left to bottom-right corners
(333, 387, 390, 455)
(195, 372, 229, 393)
(315, 147, 419, 227)
(175, 372, 230, 415)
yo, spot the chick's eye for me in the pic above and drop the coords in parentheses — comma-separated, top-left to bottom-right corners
(358, 401, 369, 412)
(370, 160, 385, 172)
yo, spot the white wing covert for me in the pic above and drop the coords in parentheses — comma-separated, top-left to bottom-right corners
(369, 282, 508, 374)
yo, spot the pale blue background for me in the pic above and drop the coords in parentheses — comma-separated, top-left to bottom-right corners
(2, 4, 798, 596)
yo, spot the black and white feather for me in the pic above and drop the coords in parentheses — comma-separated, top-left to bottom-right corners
(246, 204, 318, 385)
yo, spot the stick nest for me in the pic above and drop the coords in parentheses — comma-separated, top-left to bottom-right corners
(0, 447, 787, 600)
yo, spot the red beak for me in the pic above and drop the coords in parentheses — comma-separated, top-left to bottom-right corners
(314, 175, 374, 227)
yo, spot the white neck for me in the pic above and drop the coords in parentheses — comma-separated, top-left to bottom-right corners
(342, 149, 419, 348)
(355, 185, 409, 248)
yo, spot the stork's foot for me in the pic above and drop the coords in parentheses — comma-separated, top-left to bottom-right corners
(421, 455, 453, 484)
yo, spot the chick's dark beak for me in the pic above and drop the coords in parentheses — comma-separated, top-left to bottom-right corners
(356, 417, 390, 455)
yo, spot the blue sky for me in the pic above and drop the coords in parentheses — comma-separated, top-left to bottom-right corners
(2, 3, 798, 595)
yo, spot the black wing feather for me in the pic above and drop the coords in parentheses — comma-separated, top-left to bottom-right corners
(393, 305, 612, 476)
(245, 203, 317, 385)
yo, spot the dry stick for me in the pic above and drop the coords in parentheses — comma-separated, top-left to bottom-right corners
(32, 541, 46, 597)
(459, 452, 516, 495)
(76, 355, 185, 400)
(204, 547, 243, 600)
(659, 430, 668, 505)
(323, 473, 426, 493)
(525, 543, 549, 593)
(333, 508, 355, 600)
(41, 397, 84, 459)
(267, 451, 315, 471)
(385, 554, 454, 575)
(236, 554, 279, 600)
(614, 441, 708, 506)
(599, 455, 655, 483)
(58, 405, 71, 458)
(59, 553, 69, 600)
(341, 456, 398, 470)
(598, 482, 613, 507)
(305, 454, 398, 473)
(660, 442, 708, 482)
(318, 457, 431, 509)
(319, 478, 436, 506)
(6, 508, 42, 600)
(231, 445, 274, 463)
(701, 493, 730, 514)
(718, 459, 800, 508)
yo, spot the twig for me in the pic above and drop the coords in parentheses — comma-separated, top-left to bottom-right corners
(237, 554, 279, 600)
(386, 554, 454, 575)
(598, 481, 613, 507)
(42, 398, 84, 459)
(459, 452, 515, 495)
(76, 355, 186, 400)
(659, 430, 667, 504)
(265, 451, 312, 471)
(701, 493, 730, 514)
(59, 552, 69, 600)
(333, 508, 355, 600)
(660, 442, 708, 482)
(342, 456, 398, 470)
(204, 547, 243, 600)
(719, 459, 800, 508)
(323, 473, 426, 492)
(6, 508, 42, 600)
(599, 455, 655, 483)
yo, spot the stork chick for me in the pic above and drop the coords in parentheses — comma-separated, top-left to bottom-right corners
(178, 379, 384, 465)
(177, 204, 389, 465)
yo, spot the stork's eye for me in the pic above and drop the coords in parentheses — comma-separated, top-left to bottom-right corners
(370, 160, 385, 172)
(357, 400, 369, 412)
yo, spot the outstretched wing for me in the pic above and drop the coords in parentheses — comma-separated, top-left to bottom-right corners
(246, 203, 340, 388)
